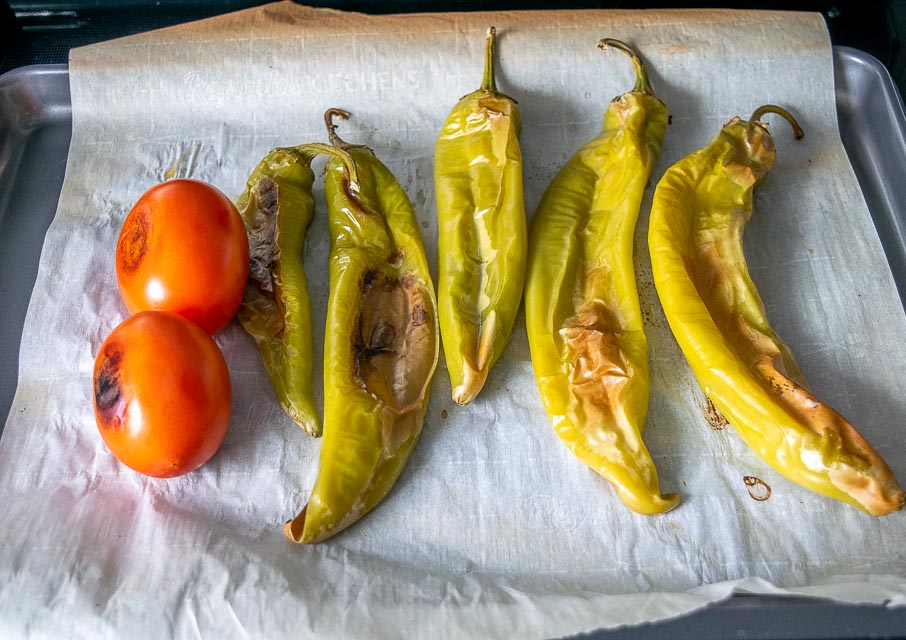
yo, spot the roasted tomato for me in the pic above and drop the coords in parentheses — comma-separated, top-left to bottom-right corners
(93, 310, 231, 478)
(116, 179, 249, 335)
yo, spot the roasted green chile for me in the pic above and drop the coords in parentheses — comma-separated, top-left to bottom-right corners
(525, 40, 678, 515)
(435, 27, 526, 405)
(238, 143, 358, 438)
(285, 110, 439, 544)
(649, 105, 906, 515)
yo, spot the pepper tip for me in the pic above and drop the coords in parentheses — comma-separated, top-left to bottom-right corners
(284, 505, 308, 543)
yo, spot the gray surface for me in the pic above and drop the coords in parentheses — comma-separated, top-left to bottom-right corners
(0, 50, 904, 638)
(835, 46, 906, 310)
(581, 593, 906, 639)
(0, 64, 70, 431)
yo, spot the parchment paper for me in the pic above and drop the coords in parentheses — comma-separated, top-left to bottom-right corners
(1, 3, 905, 638)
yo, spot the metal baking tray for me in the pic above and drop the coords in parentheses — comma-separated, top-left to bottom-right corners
(0, 47, 904, 638)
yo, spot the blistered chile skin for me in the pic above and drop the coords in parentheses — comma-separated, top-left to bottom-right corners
(525, 40, 679, 516)
(648, 107, 906, 516)
(237, 144, 358, 438)
(284, 113, 439, 544)
(435, 27, 527, 406)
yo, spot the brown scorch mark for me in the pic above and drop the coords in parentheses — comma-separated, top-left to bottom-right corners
(117, 209, 149, 273)
(743, 475, 772, 501)
(94, 344, 126, 428)
(559, 303, 631, 428)
(246, 176, 281, 289)
(700, 396, 729, 430)
(352, 267, 437, 452)
(354, 268, 435, 413)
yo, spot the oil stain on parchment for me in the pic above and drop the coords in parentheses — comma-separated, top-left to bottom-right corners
(687, 377, 730, 431)
(743, 475, 772, 501)
(699, 396, 729, 430)
(635, 269, 668, 331)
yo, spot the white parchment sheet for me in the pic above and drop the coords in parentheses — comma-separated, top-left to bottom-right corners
(1, 3, 905, 638)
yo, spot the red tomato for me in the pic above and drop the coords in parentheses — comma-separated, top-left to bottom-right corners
(116, 179, 249, 335)
(93, 310, 231, 478)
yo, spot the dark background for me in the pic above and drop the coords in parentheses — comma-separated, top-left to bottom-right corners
(1, 0, 905, 96)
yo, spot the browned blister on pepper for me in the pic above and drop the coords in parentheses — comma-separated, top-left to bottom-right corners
(284, 111, 439, 544)
(649, 105, 906, 515)
(435, 27, 526, 405)
(238, 143, 358, 437)
(525, 40, 678, 515)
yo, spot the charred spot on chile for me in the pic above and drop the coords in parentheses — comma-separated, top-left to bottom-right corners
(354, 269, 402, 364)
(352, 267, 436, 411)
(256, 174, 280, 216)
(245, 176, 281, 296)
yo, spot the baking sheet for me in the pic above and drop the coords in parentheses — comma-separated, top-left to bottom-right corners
(1, 4, 905, 638)
(0, 65, 72, 430)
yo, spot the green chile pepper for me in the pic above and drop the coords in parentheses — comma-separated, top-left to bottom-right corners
(435, 27, 526, 405)
(237, 143, 358, 438)
(525, 40, 678, 515)
(649, 106, 905, 515)
(285, 110, 439, 544)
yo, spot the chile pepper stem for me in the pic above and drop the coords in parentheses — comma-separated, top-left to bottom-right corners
(325, 108, 355, 149)
(285, 141, 360, 193)
(598, 38, 655, 96)
(481, 26, 498, 93)
(750, 104, 805, 140)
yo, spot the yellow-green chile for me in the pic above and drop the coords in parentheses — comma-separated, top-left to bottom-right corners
(238, 143, 358, 438)
(649, 105, 905, 515)
(285, 110, 439, 544)
(525, 40, 678, 515)
(435, 26, 526, 405)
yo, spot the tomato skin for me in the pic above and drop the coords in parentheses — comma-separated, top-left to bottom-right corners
(116, 179, 249, 335)
(93, 310, 231, 478)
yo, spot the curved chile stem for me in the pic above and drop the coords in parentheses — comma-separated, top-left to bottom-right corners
(324, 108, 355, 150)
(284, 141, 360, 193)
(481, 26, 498, 93)
(750, 104, 805, 140)
(597, 38, 655, 96)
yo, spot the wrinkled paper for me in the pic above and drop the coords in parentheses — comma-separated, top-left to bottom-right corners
(1, 3, 905, 638)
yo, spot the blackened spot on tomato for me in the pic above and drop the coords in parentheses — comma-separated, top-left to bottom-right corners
(118, 209, 149, 274)
(95, 345, 125, 427)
